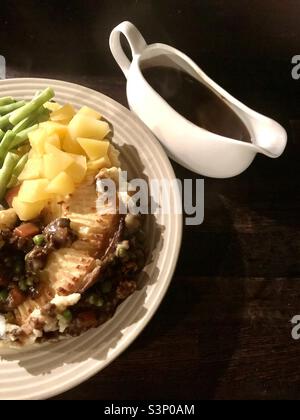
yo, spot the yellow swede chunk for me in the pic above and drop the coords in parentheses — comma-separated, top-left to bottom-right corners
(0, 208, 18, 229)
(28, 128, 47, 155)
(77, 138, 110, 161)
(43, 150, 74, 180)
(18, 179, 51, 203)
(44, 102, 62, 112)
(18, 158, 43, 181)
(62, 132, 85, 155)
(45, 134, 61, 150)
(39, 121, 68, 139)
(45, 172, 75, 195)
(28, 149, 37, 159)
(43, 143, 60, 154)
(50, 103, 76, 124)
(77, 106, 102, 120)
(12, 197, 46, 221)
(68, 115, 110, 141)
(66, 154, 87, 183)
(87, 155, 111, 172)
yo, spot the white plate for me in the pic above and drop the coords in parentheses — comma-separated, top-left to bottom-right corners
(0, 78, 182, 400)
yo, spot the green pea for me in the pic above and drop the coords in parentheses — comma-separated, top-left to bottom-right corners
(26, 277, 34, 287)
(0, 289, 8, 302)
(87, 294, 96, 305)
(87, 294, 104, 307)
(95, 297, 104, 307)
(101, 281, 112, 294)
(62, 309, 72, 322)
(33, 234, 45, 246)
(18, 279, 28, 292)
(116, 243, 129, 259)
(14, 260, 24, 274)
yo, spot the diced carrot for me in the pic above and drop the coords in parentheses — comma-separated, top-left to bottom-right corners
(77, 311, 98, 328)
(14, 223, 40, 238)
(8, 286, 26, 308)
(0, 275, 9, 287)
(5, 186, 20, 207)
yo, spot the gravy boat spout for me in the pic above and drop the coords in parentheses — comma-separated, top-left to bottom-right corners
(110, 21, 287, 178)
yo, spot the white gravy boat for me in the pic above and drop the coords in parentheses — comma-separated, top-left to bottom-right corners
(110, 21, 287, 178)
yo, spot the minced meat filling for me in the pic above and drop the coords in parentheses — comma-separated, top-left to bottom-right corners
(25, 218, 77, 274)
(0, 213, 146, 342)
(0, 218, 77, 312)
(42, 227, 146, 340)
(44, 218, 77, 249)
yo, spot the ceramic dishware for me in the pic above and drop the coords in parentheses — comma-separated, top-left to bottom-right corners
(110, 21, 287, 178)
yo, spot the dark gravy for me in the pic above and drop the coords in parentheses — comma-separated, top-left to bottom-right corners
(142, 66, 251, 142)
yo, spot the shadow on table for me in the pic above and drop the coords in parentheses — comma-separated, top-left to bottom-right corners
(0, 141, 164, 378)
(133, 162, 246, 399)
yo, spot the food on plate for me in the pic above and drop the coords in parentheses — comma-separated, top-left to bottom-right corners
(0, 89, 146, 346)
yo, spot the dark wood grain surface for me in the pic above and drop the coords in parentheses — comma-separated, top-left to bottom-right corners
(1, 0, 300, 400)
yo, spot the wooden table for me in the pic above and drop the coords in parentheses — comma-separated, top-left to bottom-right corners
(1, 0, 300, 400)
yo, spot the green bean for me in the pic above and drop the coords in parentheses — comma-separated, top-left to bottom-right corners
(12, 152, 28, 175)
(0, 152, 19, 200)
(37, 107, 50, 123)
(12, 106, 48, 134)
(0, 112, 12, 130)
(9, 88, 54, 126)
(12, 115, 34, 134)
(7, 153, 28, 188)
(0, 100, 26, 116)
(6, 174, 18, 189)
(0, 129, 4, 141)
(0, 97, 14, 106)
(10, 124, 38, 149)
(0, 131, 16, 165)
(0, 107, 20, 130)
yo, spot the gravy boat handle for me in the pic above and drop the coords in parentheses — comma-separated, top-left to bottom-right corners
(109, 21, 147, 79)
